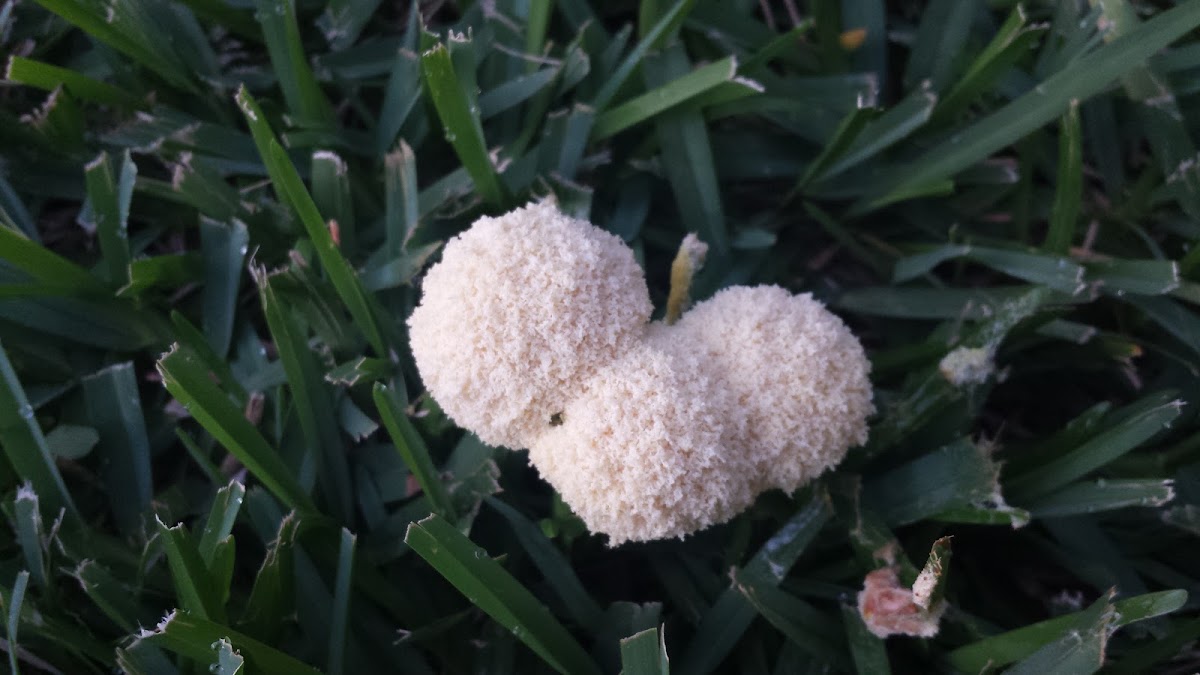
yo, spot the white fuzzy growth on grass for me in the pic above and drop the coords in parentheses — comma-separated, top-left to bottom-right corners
(529, 341, 755, 544)
(409, 201, 874, 543)
(939, 346, 994, 387)
(668, 286, 874, 495)
(408, 200, 651, 448)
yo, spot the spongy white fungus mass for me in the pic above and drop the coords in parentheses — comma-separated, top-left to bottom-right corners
(408, 200, 873, 544)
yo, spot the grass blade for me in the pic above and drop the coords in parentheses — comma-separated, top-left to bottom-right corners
(904, 0, 974, 91)
(1045, 101, 1082, 254)
(620, 626, 668, 675)
(384, 141, 420, 257)
(5, 56, 142, 108)
(864, 439, 999, 526)
(592, 55, 740, 139)
(311, 152, 355, 254)
(0, 342, 77, 522)
(644, 44, 729, 256)
(945, 589, 1186, 672)
(81, 362, 153, 534)
(199, 218, 249, 358)
(866, 0, 1200, 209)
(83, 151, 133, 288)
(139, 609, 322, 675)
(13, 486, 46, 590)
(932, 7, 1046, 125)
(327, 528, 355, 675)
(5, 570, 29, 675)
(405, 514, 602, 675)
(592, 0, 696, 110)
(158, 345, 316, 513)
(1007, 398, 1182, 501)
(373, 383, 454, 519)
(253, 0, 332, 125)
(375, 48, 421, 155)
(156, 517, 227, 624)
(1005, 595, 1115, 675)
(679, 490, 831, 673)
(1024, 478, 1175, 518)
(485, 497, 604, 630)
(421, 40, 507, 208)
(236, 86, 389, 356)
(816, 82, 937, 182)
(255, 269, 352, 523)
(198, 481, 245, 567)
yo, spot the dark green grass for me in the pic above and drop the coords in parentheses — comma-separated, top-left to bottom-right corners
(1, 0, 1199, 672)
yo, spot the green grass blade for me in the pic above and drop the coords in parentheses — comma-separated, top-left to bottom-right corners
(736, 581, 849, 668)
(1024, 478, 1175, 518)
(644, 44, 729, 256)
(1003, 595, 1115, 675)
(1105, 616, 1200, 675)
(867, 0, 1200, 208)
(931, 7, 1046, 125)
(139, 609, 322, 675)
(903, 0, 974, 91)
(255, 269, 352, 524)
(213, 638, 245, 675)
(1007, 398, 1181, 500)
(30, 0, 195, 90)
(199, 218, 249, 358)
(198, 481, 245, 567)
(375, 48, 421, 155)
(864, 439, 999, 526)
(236, 86, 389, 356)
(592, 55, 739, 139)
(318, 0, 381, 50)
(384, 140, 420, 257)
(0, 342, 77, 522)
(169, 311, 247, 402)
(83, 151, 133, 288)
(945, 589, 1186, 672)
(373, 383, 454, 519)
(240, 512, 299, 643)
(81, 362, 153, 534)
(157, 345, 316, 513)
(405, 514, 603, 675)
(1087, 259, 1180, 295)
(798, 109, 878, 187)
(1045, 101, 1082, 254)
(311, 152, 355, 254)
(816, 82, 937, 182)
(485, 497, 604, 630)
(13, 486, 46, 590)
(73, 560, 151, 633)
(5, 56, 142, 108)
(156, 517, 227, 624)
(894, 245, 1086, 293)
(619, 626, 668, 675)
(421, 41, 508, 208)
(327, 528, 355, 675)
(592, 0, 696, 110)
(5, 570, 28, 675)
(678, 490, 831, 673)
(253, 0, 332, 125)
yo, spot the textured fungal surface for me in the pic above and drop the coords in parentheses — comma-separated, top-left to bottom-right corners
(529, 342, 755, 544)
(407, 201, 652, 448)
(670, 285, 874, 493)
(409, 201, 873, 543)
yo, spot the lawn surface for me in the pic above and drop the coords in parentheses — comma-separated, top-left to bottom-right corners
(2, 0, 1200, 672)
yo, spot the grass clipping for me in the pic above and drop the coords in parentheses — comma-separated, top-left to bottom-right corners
(408, 201, 874, 544)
